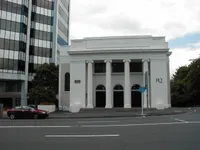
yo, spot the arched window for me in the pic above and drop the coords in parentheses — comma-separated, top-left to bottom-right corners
(131, 84, 140, 90)
(114, 84, 123, 90)
(96, 85, 106, 91)
(65, 73, 70, 91)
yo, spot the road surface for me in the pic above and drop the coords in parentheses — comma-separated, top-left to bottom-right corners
(0, 112, 200, 150)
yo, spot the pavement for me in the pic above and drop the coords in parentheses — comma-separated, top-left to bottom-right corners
(48, 107, 196, 119)
(0, 109, 200, 150)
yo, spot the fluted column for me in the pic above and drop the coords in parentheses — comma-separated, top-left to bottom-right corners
(86, 60, 94, 108)
(105, 60, 112, 108)
(123, 59, 131, 108)
(142, 59, 148, 108)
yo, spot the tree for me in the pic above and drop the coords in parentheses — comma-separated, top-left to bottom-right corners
(171, 55, 200, 107)
(28, 63, 59, 107)
(171, 66, 190, 106)
(185, 57, 200, 106)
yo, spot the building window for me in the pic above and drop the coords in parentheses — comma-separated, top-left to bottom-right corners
(132, 84, 140, 90)
(94, 63, 106, 73)
(96, 85, 106, 91)
(65, 72, 70, 91)
(130, 62, 142, 72)
(113, 84, 123, 90)
(112, 62, 124, 73)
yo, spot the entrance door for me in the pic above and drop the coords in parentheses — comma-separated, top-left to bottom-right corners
(131, 84, 141, 107)
(113, 84, 124, 107)
(96, 85, 106, 108)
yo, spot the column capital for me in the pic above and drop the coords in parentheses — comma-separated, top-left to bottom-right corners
(104, 60, 112, 63)
(86, 60, 94, 63)
(142, 59, 149, 62)
(123, 59, 131, 63)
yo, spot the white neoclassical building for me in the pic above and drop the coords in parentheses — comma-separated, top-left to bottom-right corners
(59, 35, 171, 110)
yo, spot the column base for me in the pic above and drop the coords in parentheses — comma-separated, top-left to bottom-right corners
(105, 105, 112, 108)
(124, 104, 131, 108)
(87, 104, 94, 108)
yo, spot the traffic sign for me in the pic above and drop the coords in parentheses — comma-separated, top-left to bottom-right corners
(139, 87, 147, 93)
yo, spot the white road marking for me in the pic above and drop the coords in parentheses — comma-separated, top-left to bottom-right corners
(77, 121, 120, 124)
(169, 117, 189, 123)
(81, 121, 200, 128)
(45, 134, 120, 138)
(0, 126, 71, 128)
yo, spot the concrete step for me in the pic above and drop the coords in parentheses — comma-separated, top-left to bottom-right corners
(80, 108, 156, 113)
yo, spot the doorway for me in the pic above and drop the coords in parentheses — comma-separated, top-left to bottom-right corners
(96, 85, 106, 107)
(113, 84, 124, 107)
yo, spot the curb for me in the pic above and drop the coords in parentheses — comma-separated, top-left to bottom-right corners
(48, 111, 188, 119)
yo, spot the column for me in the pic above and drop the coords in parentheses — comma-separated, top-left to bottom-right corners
(21, 81, 27, 106)
(87, 60, 94, 108)
(123, 59, 131, 108)
(23, 0, 32, 106)
(167, 58, 171, 108)
(58, 63, 62, 109)
(147, 59, 151, 108)
(142, 59, 148, 108)
(105, 60, 112, 108)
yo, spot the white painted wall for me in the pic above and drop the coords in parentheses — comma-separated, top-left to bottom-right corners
(71, 36, 168, 51)
(150, 59, 168, 108)
(59, 63, 70, 108)
(70, 61, 86, 108)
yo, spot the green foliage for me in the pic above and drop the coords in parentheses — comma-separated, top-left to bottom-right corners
(171, 56, 200, 107)
(28, 63, 59, 105)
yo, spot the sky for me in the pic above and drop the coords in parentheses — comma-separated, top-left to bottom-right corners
(69, 0, 200, 77)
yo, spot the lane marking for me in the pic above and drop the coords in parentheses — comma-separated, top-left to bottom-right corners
(0, 126, 71, 128)
(80, 121, 200, 128)
(169, 117, 189, 123)
(78, 121, 120, 124)
(45, 134, 120, 138)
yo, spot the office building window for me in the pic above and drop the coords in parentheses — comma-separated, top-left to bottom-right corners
(32, 0, 54, 10)
(31, 12, 53, 25)
(0, 1, 28, 17)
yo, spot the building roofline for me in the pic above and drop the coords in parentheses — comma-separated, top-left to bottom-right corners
(71, 35, 166, 41)
(68, 48, 169, 55)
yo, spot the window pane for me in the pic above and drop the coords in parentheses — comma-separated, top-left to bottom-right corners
(0, 58, 3, 69)
(1, 19, 6, 30)
(13, 60, 18, 70)
(130, 62, 142, 72)
(112, 63, 124, 73)
(0, 39, 4, 49)
(4, 39, 10, 50)
(94, 63, 106, 73)
(65, 73, 70, 91)
(9, 40, 15, 50)
(8, 59, 14, 70)
(3, 59, 9, 70)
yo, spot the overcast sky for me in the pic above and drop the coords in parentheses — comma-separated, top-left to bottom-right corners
(70, 0, 200, 76)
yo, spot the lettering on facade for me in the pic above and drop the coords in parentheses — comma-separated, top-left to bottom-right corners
(74, 80, 81, 84)
(156, 78, 163, 83)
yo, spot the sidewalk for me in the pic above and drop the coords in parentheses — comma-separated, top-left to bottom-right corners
(49, 107, 196, 119)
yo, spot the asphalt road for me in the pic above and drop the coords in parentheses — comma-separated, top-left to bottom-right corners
(0, 112, 200, 150)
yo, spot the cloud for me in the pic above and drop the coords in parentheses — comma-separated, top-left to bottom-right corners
(71, 0, 200, 40)
(70, 0, 200, 77)
(170, 46, 200, 77)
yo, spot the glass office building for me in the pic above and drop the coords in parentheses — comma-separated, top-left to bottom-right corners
(0, 0, 70, 108)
